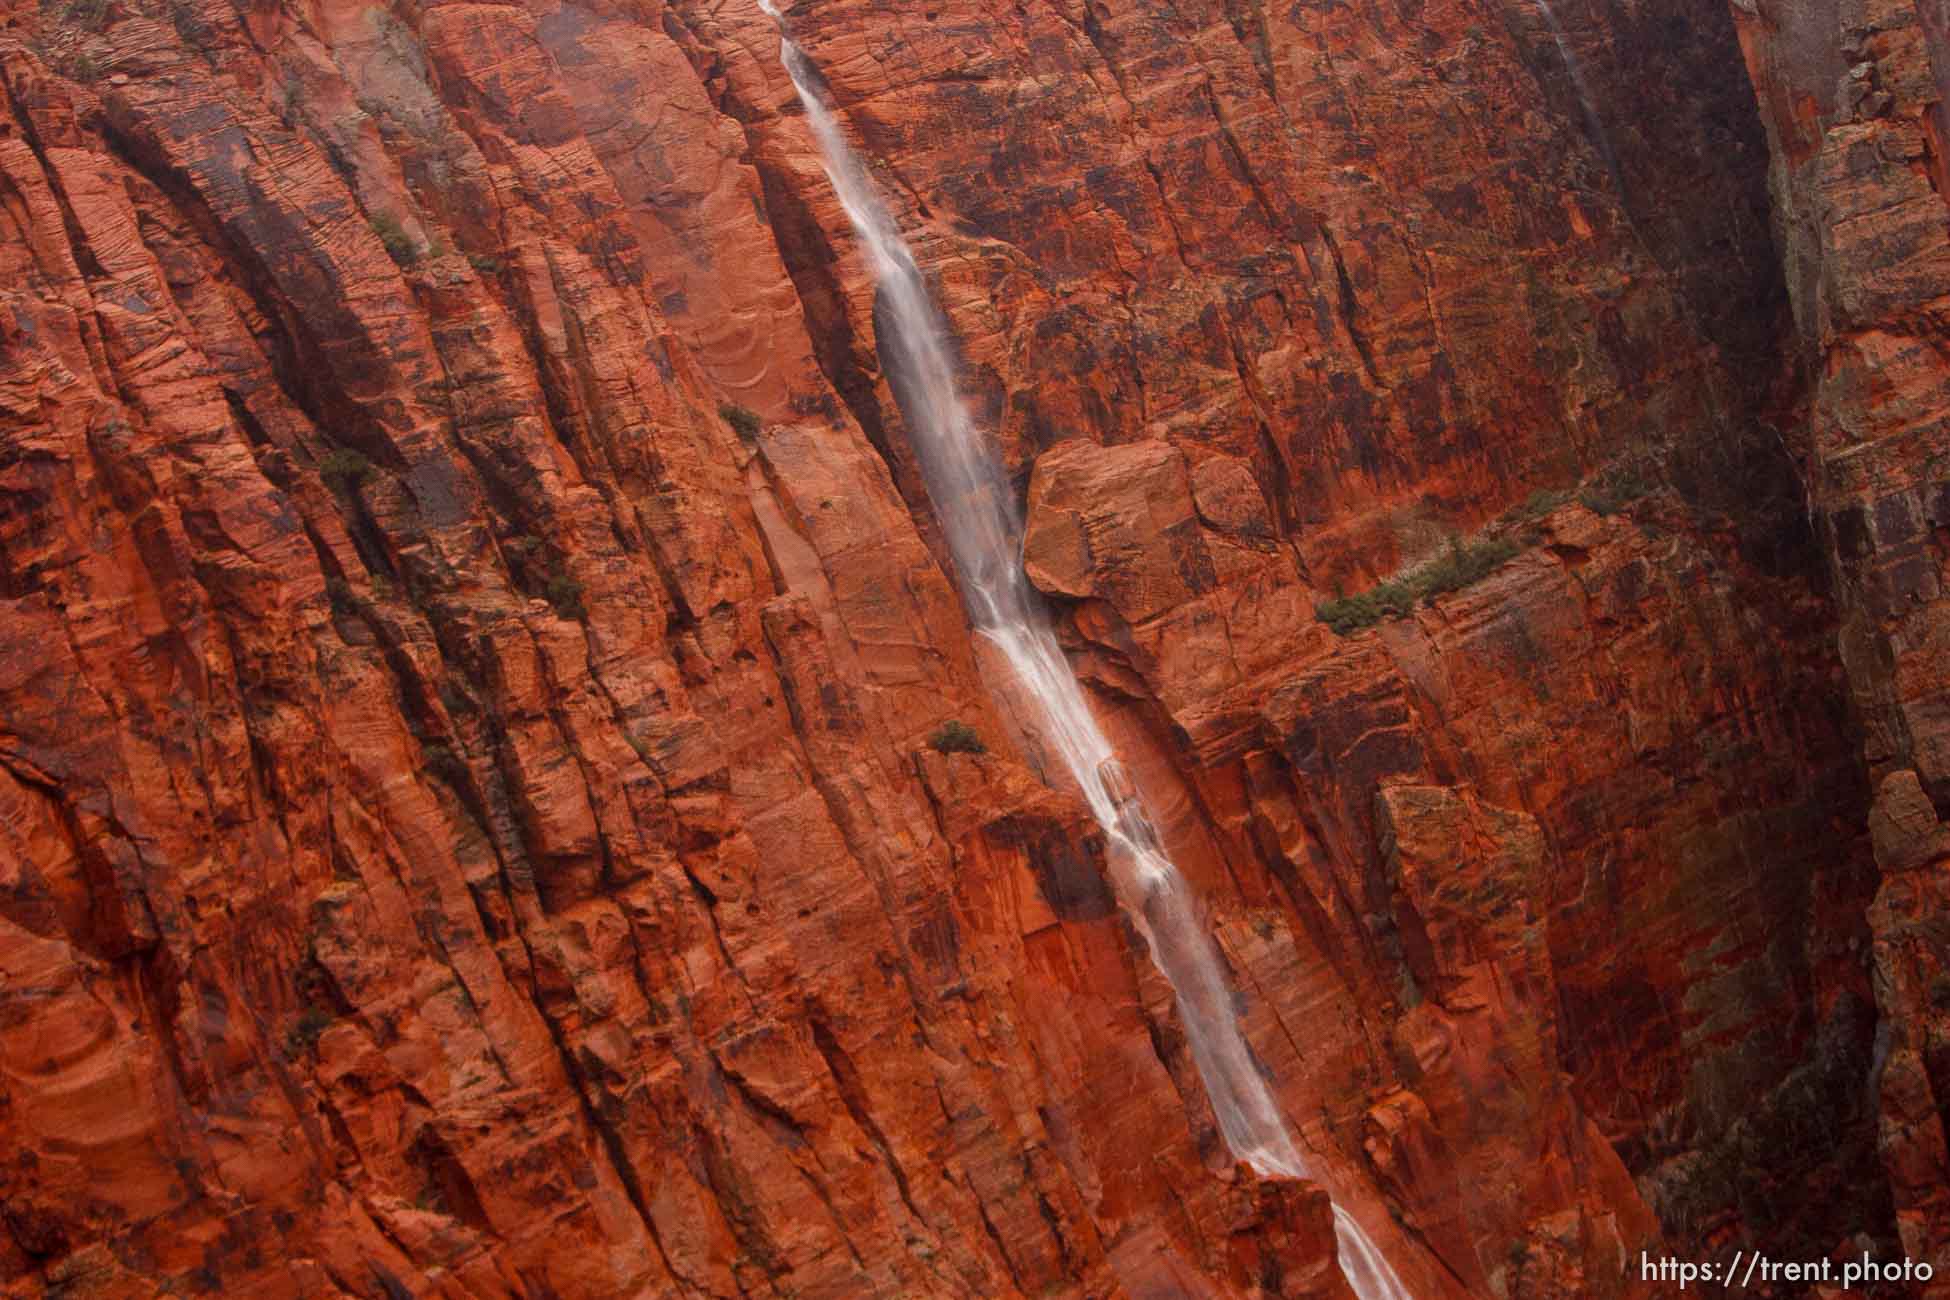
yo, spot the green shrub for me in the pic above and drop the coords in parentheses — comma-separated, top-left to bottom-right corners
(1500, 486, 1572, 527)
(319, 447, 373, 494)
(544, 572, 586, 621)
(370, 211, 420, 267)
(719, 403, 762, 443)
(1418, 533, 1520, 593)
(467, 252, 502, 274)
(1317, 534, 1523, 635)
(927, 720, 986, 755)
(1579, 463, 1653, 516)
(65, 50, 103, 81)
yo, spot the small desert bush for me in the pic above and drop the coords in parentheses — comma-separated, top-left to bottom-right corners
(320, 447, 373, 494)
(1317, 534, 1523, 635)
(927, 720, 985, 755)
(544, 572, 586, 621)
(1579, 461, 1654, 516)
(370, 212, 420, 267)
(1499, 486, 1573, 527)
(719, 403, 762, 443)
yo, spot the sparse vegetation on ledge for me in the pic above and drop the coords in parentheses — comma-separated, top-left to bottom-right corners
(320, 447, 374, 495)
(544, 572, 587, 621)
(719, 403, 762, 443)
(1317, 534, 1523, 635)
(1578, 460, 1654, 516)
(1319, 451, 1667, 637)
(1498, 486, 1573, 527)
(927, 720, 986, 755)
(371, 211, 421, 267)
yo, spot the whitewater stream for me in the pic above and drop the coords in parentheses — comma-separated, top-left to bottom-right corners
(754, 5, 1410, 1297)
(1531, 0, 1626, 201)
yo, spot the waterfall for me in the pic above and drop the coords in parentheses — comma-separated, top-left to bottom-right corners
(754, 5, 1409, 1297)
(1530, 0, 1627, 202)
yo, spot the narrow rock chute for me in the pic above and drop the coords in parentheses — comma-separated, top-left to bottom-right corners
(754, 4, 1411, 1295)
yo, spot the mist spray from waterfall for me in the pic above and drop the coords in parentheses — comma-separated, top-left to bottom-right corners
(1530, 0, 1627, 203)
(754, 5, 1408, 1296)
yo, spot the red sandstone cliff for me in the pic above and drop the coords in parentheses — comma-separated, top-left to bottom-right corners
(1728, 0, 1950, 1289)
(0, 0, 1939, 1295)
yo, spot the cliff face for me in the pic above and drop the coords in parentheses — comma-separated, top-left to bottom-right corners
(0, 0, 1933, 1296)
(1729, 0, 1950, 1285)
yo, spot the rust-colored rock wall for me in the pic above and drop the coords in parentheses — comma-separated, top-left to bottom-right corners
(1015, 438, 1879, 1292)
(690, 0, 1762, 588)
(0, 2, 1337, 1292)
(0, 0, 1929, 1294)
(1729, 0, 1950, 1288)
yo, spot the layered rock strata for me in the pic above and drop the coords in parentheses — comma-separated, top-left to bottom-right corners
(0, 0, 1929, 1294)
(1728, 0, 1950, 1286)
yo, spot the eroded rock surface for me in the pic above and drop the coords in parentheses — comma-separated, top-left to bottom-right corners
(1730, 0, 1950, 1286)
(0, 0, 1935, 1294)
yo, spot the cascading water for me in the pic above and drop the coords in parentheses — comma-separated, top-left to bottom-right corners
(1530, 0, 1626, 202)
(755, 5, 1409, 1297)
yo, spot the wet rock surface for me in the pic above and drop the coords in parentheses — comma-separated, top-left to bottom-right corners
(1731, 0, 1950, 1288)
(0, 0, 1937, 1294)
